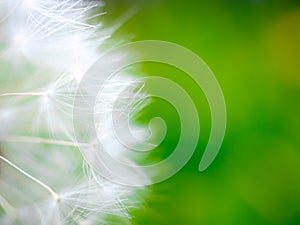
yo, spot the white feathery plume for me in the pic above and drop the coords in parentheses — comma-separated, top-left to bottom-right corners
(0, 0, 149, 224)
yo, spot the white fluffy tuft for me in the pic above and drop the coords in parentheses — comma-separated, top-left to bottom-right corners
(0, 0, 148, 224)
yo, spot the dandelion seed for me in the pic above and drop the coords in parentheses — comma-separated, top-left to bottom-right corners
(0, 156, 60, 202)
(0, 0, 149, 224)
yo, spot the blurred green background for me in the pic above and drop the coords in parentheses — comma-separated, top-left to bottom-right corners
(104, 0, 300, 224)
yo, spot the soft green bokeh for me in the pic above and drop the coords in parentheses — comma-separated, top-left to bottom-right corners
(104, 0, 300, 224)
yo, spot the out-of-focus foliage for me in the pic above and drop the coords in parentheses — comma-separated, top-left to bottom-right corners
(105, 0, 300, 224)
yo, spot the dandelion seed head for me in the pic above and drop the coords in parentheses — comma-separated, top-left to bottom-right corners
(0, 0, 149, 224)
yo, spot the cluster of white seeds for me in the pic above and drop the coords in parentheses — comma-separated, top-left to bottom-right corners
(0, 1, 148, 224)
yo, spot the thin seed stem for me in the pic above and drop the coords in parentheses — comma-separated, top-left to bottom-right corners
(0, 156, 60, 202)
(2, 135, 91, 148)
(0, 92, 47, 97)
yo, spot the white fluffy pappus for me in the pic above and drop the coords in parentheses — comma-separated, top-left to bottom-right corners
(0, 0, 150, 224)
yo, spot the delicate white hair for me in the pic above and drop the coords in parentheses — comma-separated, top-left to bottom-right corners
(0, 1, 149, 224)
